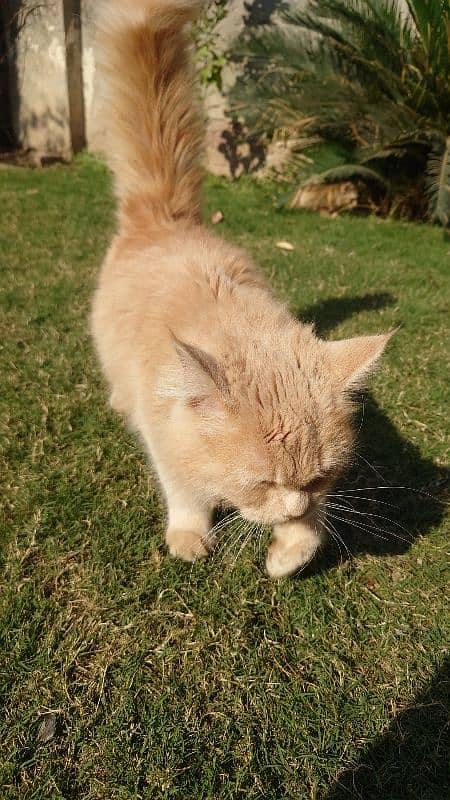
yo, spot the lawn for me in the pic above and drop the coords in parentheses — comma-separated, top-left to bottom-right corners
(0, 155, 448, 800)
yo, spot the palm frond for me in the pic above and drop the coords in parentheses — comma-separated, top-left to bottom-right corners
(406, 0, 450, 74)
(231, 0, 450, 220)
(305, 164, 388, 190)
(425, 136, 450, 225)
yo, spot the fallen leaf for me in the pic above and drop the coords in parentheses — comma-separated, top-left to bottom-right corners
(36, 714, 57, 744)
(211, 210, 224, 225)
(276, 241, 294, 251)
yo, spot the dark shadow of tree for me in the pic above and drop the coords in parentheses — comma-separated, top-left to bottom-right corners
(218, 119, 266, 178)
(217, 0, 289, 178)
(294, 292, 449, 570)
(0, 0, 20, 150)
(322, 658, 450, 800)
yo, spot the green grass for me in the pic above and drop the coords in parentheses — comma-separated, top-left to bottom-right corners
(0, 155, 449, 800)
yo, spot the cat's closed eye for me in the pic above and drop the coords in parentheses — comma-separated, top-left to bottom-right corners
(257, 477, 328, 493)
(258, 480, 276, 489)
(300, 476, 329, 493)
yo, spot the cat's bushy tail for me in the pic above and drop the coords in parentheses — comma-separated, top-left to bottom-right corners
(97, 0, 204, 228)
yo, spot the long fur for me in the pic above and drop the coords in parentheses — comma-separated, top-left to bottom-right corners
(96, 0, 204, 226)
(92, 0, 391, 577)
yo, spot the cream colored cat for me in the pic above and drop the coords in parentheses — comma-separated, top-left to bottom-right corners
(91, 0, 392, 577)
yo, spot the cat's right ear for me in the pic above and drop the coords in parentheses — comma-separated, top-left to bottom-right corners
(325, 331, 394, 391)
(172, 336, 229, 412)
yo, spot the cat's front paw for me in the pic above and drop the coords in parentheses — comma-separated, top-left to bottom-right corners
(266, 539, 318, 578)
(166, 528, 213, 562)
(266, 520, 321, 578)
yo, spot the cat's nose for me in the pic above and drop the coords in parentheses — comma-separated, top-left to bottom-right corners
(285, 490, 309, 519)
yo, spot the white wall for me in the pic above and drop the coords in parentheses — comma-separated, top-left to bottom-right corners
(14, 1, 71, 154)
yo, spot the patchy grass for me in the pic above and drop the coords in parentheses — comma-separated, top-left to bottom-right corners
(0, 155, 448, 800)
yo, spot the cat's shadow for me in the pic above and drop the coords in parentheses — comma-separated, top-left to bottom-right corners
(323, 657, 450, 800)
(300, 292, 395, 337)
(292, 292, 449, 575)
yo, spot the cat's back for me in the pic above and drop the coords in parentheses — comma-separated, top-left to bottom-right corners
(92, 224, 272, 378)
(91, 223, 277, 418)
(94, 225, 266, 325)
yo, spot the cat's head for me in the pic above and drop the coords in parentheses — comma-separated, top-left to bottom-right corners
(172, 325, 392, 525)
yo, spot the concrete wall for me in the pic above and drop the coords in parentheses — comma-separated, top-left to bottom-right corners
(80, 0, 102, 152)
(204, 1, 289, 176)
(8, 1, 71, 155)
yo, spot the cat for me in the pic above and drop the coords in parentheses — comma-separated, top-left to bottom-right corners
(91, 0, 392, 578)
(290, 181, 359, 217)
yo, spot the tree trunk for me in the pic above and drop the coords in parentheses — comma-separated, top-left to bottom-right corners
(63, 0, 85, 153)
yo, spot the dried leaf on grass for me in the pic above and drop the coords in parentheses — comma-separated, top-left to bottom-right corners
(211, 210, 224, 225)
(36, 714, 57, 745)
(276, 240, 294, 251)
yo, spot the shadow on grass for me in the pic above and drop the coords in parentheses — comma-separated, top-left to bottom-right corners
(323, 658, 450, 800)
(295, 292, 449, 572)
(300, 292, 396, 338)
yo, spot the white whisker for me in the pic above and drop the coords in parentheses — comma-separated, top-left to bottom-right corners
(219, 516, 249, 563)
(328, 492, 398, 510)
(325, 502, 412, 538)
(326, 511, 412, 547)
(329, 485, 447, 504)
(356, 452, 388, 485)
(356, 398, 365, 436)
(322, 519, 344, 561)
(205, 510, 241, 542)
(320, 511, 353, 562)
(231, 522, 254, 567)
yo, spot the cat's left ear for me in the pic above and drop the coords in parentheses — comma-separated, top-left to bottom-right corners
(325, 331, 395, 390)
(173, 336, 229, 411)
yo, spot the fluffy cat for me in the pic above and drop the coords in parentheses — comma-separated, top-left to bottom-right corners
(91, 0, 392, 577)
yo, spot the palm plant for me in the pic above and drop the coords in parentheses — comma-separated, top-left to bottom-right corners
(234, 0, 450, 224)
